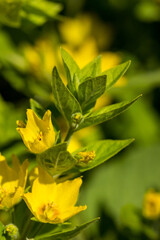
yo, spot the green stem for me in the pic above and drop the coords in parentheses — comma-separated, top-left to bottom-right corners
(31, 222, 44, 238)
(11, 208, 15, 224)
(19, 213, 32, 240)
(64, 128, 74, 143)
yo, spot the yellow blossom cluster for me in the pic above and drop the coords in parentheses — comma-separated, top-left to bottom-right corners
(0, 109, 87, 225)
(0, 153, 28, 210)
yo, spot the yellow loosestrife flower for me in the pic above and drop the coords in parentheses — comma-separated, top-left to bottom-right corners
(0, 153, 28, 210)
(143, 190, 160, 219)
(17, 109, 55, 154)
(23, 174, 87, 224)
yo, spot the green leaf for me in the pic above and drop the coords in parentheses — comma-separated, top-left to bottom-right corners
(35, 218, 99, 240)
(0, 222, 4, 237)
(73, 139, 134, 172)
(78, 56, 101, 83)
(60, 48, 80, 94)
(36, 143, 76, 175)
(52, 67, 82, 124)
(30, 98, 46, 119)
(81, 143, 160, 223)
(23, 0, 62, 18)
(21, 0, 62, 25)
(102, 60, 131, 90)
(77, 95, 141, 130)
(78, 75, 107, 113)
(0, 0, 22, 27)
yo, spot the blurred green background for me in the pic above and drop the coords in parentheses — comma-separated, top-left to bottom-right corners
(0, 0, 160, 239)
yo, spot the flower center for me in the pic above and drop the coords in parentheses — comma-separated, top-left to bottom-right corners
(37, 131, 43, 141)
(38, 202, 60, 221)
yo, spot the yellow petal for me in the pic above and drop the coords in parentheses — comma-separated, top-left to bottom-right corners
(55, 177, 82, 209)
(59, 206, 87, 223)
(0, 154, 29, 210)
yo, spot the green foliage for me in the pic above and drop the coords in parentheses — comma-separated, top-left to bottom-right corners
(77, 95, 141, 130)
(0, 30, 141, 239)
(36, 143, 76, 175)
(61, 49, 101, 87)
(0, 0, 22, 27)
(60, 48, 80, 95)
(81, 143, 160, 223)
(0, 0, 62, 27)
(102, 60, 131, 90)
(78, 75, 107, 113)
(53, 49, 140, 132)
(0, 222, 5, 238)
(52, 67, 82, 124)
(77, 56, 102, 82)
(35, 218, 99, 240)
(73, 139, 134, 172)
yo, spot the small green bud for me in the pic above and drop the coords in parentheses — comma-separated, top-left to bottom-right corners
(4, 224, 19, 239)
(71, 112, 83, 129)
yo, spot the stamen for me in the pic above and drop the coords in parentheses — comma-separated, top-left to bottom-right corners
(38, 131, 43, 141)
(77, 150, 96, 164)
(38, 202, 60, 221)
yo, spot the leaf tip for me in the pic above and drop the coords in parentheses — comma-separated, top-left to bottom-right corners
(128, 60, 131, 65)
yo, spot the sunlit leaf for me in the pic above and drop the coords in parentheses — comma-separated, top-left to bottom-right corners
(78, 56, 101, 83)
(61, 48, 80, 94)
(77, 95, 141, 130)
(73, 139, 134, 172)
(36, 143, 76, 175)
(35, 218, 99, 240)
(78, 75, 106, 113)
(52, 67, 82, 123)
(102, 60, 131, 90)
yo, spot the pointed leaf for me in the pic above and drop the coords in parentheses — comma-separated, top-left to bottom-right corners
(61, 48, 80, 94)
(78, 75, 107, 112)
(30, 98, 45, 119)
(52, 67, 82, 123)
(36, 143, 76, 175)
(74, 139, 134, 172)
(77, 95, 141, 130)
(102, 60, 131, 90)
(35, 218, 99, 240)
(78, 55, 101, 83)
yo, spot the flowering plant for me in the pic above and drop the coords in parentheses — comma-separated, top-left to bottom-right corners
(0, 48, 140, 240)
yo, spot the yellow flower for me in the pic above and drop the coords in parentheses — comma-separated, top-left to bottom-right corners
(143, 190, 160, 219)
(17, 109, 55, 154)
(59, 15, 92, 47)
(23, 175, 87, 224)
(0, 153, 29, 210)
